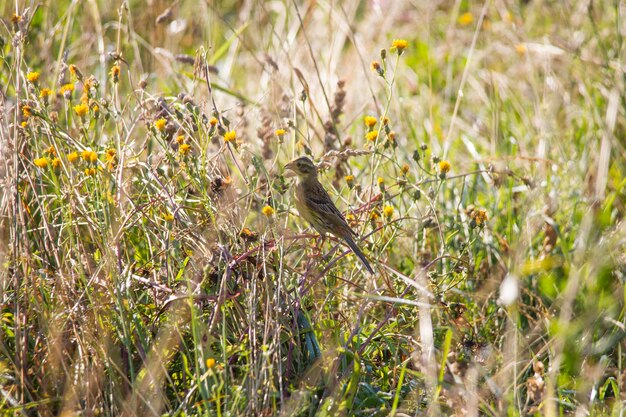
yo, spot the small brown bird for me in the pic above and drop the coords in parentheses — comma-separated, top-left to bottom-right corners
(285, 156, 374, 274)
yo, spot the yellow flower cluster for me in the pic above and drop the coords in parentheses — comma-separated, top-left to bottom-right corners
(82, 149, 98, 163)
(33, 146, 105, 174)
(366, 131, 378, 142)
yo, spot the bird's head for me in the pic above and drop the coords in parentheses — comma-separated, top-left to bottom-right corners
(284, 156, 317, 178)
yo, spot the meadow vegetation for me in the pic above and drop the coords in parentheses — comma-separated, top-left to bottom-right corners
(1, 0, 625, 415)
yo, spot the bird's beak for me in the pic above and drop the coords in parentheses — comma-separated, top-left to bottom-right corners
(284, 161, 297, 177)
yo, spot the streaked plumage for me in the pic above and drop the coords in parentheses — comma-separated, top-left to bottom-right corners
(285, 156, 374, 274)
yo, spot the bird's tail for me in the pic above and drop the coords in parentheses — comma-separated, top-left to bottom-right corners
(344, 235, 374, 274)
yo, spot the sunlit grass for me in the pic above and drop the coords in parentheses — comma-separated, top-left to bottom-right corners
(1, 1, 624, 416)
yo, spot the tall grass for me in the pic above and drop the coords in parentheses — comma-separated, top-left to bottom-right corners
(1, 1, 625, 416)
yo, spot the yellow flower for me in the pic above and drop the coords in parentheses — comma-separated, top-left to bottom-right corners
(364, 116, 377, 128)
(83, 76, 96, 90)
(401, 163, 410, 175)
(27, 72, 40, 83)
(51, 157, 61, 169)
(46, 146, 56, 155)
(377, 177, 385, 190)
(176, 135, 185, 144)
(206, 358, 216, 369)
(21, 121, 28, 128)
(370, 210, 380, 221)
(22, 105, 32, 118)
(69, 64, 83, 80)
(391, 39, 408, 53)
(515, 43, 527, 55)
(261, 205, 275, 217)
(110, 65, 121, 82)
(154, 118, 167, 131)
(209, 117, 218, 126)
(105, 148, 116, 162)
(73, 103, 89, 117)
(59, 83, 74, 98)
(458, 12, 474, 26)
(81, 149, 97, 162)
(383, 205, 394, 219)
(438, 160, 451, 174)
(371, 60, 384, 76)
(34, 157, 48, 168)
(345, 175, 355, 187)
(474, 209, 488, 226)
(275, 129, 286, 137)
(84, 167, 97, 176)
(223, 131, 237, 143)
(179, 143, 191, 155)
(365, 131, 378, 142)
(67, 152, 79, 163)
(163, 211, 174, 222)
(39, 88, 52, 99)
(240, 227, 259, 242)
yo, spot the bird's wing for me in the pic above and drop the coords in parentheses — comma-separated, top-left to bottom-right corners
(305, 182, 356, 236)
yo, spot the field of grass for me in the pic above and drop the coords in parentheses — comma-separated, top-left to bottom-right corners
(1, 0, 625, 415)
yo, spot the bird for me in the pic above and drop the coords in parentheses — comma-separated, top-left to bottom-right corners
(284, 156, 374, 274)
